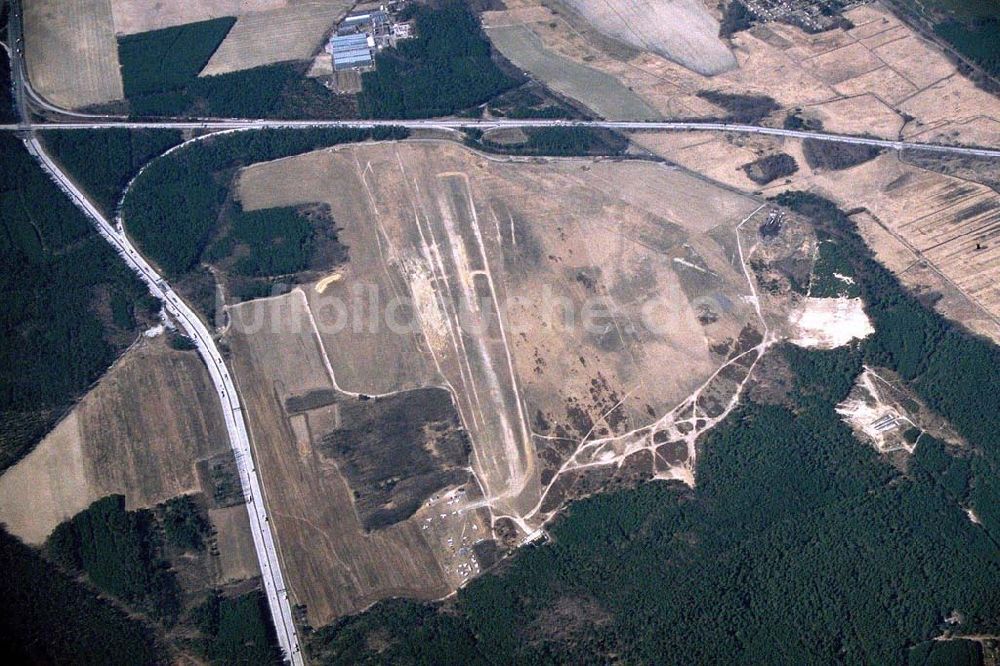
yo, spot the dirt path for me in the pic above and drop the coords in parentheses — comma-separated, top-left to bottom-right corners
(524, 204, 770, 524)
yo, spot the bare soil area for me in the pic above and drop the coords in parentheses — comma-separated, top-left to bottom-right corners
(24, 0, 124, 108)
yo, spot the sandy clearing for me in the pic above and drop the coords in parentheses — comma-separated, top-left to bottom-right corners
(24, 0, 124, 108)
(789, 296, 874, 349)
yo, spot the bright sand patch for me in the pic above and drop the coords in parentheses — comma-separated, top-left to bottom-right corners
(789, 296, 874, 349)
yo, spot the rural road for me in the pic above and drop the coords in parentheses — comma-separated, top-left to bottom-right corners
(3, 118, 1000, 158)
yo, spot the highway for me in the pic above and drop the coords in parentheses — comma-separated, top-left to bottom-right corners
(22, 138, 304, 665)
(3, 118, 1000, 158)
(6, 2, 302, 661)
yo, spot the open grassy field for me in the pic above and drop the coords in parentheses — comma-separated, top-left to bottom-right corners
(200, 1, 350, 76)
(0, 338, 229, 544)
(224, 292, 482, 626)
(237, 138, 762, 527)
(23, 0, 124, 108)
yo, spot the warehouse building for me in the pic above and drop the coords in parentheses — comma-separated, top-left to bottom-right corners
(329, 33, 373, 71)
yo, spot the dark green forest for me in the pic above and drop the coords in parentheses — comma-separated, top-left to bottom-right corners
(128, 62, 357, 120)
(226, 205, 315, 277)
(191, 590, 283, 665)
(0, 135, 153, 472)
(117, 17, 353, 119)
(742, 152, 799, 185)
(3, 492, 279, 662)
(118, 17, 236, 97)
(48, 495, 182, 624)
(308, 192, 1000, 664)
(883, 0, 1000, 80)
(159, 494, 212, 552)
(802, 139, 882, 170)
(0, 48, 14, 123)
(41, 129, 183, 215)
(464, 126, 628, 157)
(696, 90, 781, 123)
(935, 18, 1000, 78)
(121, 127, 407, 277)
(359, 2, 518, 118)
(776, 191, 1000, 536)
(0, 526, 162, 665)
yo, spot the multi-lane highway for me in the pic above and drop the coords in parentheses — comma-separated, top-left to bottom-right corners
(23, 137, 304, 665)
(6, 3, 302, 661)
(3, 118, 1000, 159)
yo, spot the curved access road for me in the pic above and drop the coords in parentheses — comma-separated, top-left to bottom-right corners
(3, 118, 999, 159)
(22, 137, 304, 666)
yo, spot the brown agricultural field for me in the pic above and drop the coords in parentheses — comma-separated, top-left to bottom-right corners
(227, 140, 807, 621)
(200, 1, 351, 76)
(482, 0, 999, 146)
(0, 337, 231, 543)
(23, 0, 124, 108)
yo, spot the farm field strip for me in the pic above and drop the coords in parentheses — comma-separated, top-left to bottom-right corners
(22, 0, 124, 108)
